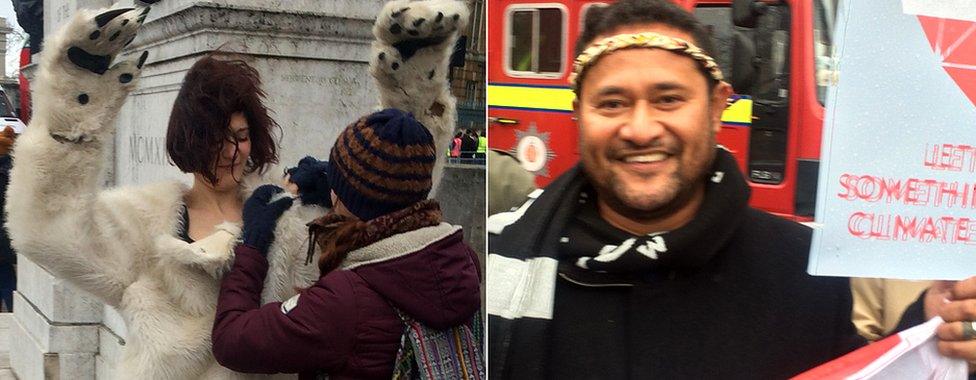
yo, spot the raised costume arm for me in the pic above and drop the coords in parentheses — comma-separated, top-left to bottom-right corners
(260, 1, 472, 303)
(370, 0, 469, 191)
(5, 7, 152, 307)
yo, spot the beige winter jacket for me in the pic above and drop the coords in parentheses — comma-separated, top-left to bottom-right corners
(851, 278, 931, 341)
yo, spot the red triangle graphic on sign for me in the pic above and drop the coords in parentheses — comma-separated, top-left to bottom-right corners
(918, 15, 976, 107)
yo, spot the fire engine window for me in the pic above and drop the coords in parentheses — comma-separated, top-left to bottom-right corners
(753, 5, 791, 100)
(507, 7, 565, 76)
(693, 6, 733, 78)
(814, 0, 838, 105)
(748, 2, 792, 185)
(538, 9, 563, 72)
(510, 11, 534, 71)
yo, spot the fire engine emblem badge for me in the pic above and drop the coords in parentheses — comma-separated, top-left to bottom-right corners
(513, 123, 556, 177)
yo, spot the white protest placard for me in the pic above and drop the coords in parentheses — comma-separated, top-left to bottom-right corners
(794, 317, 966, 379)
(809, 0, 976, 279)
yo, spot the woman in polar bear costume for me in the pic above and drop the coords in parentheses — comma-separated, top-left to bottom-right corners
(4, 1, 468, 378)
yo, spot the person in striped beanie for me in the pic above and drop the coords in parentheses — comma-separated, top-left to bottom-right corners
(326, 108, 436, 221)
(213, 108, 483, 379)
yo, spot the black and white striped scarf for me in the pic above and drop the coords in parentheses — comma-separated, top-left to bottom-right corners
(487, 148, 750, 378)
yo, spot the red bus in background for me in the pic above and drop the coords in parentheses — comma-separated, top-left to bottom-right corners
(487, 0, 838, 221)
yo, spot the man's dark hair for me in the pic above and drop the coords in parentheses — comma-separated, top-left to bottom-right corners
(166, 52, 280, 185)
(575, 0, 718, 90)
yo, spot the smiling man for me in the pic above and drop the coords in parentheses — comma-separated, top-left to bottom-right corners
(575, 24, 729, 236)
(487, 0, 976, 378)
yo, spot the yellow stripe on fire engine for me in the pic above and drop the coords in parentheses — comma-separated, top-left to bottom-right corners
(721, 97, 753, 125)
(487, 84, 576, 112)
(487, 83, 753, 125)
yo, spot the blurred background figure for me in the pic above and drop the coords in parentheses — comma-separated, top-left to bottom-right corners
(487, 149, 536, 215)
(476, 130, 487, 159)
(451, 131, 463, 158)
(851, 278, 931, 341)
(461, 129, 479, 159)
(0, 126, 16, 311)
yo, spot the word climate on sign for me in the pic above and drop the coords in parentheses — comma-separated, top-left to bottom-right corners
(837, 143, 976, 244)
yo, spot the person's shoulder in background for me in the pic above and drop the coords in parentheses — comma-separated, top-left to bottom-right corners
(851, 277, 931, 341)
(488, 149, 537, 216)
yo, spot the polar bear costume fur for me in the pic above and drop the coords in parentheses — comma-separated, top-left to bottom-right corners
(5, 1, 468, 379)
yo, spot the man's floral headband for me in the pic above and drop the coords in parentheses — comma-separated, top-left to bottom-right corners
(569, 32, 724, 94)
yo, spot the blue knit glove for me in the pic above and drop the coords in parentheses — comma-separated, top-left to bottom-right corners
(285, 156, 332, 208)
(241, 185, 294, 255)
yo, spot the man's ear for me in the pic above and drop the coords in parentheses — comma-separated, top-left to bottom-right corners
(710, 81, 734, 134)
(572, 98, 581, 127)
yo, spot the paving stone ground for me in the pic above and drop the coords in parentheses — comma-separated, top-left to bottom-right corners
(0, 312, 12, 379)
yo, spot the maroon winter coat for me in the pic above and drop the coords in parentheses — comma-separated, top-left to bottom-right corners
(212, 224, 481, 379)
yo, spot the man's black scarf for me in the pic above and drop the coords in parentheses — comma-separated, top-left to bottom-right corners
(489, 148, 751, 377)
(559, 149, 751, 285)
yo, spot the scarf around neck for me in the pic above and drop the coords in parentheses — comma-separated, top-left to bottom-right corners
(488, 148, 753, 378)
(306, 199, 443, 274)
(557, 148, 751, 285)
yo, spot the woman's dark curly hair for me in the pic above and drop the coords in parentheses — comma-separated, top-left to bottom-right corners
(165, 53, 280, 185)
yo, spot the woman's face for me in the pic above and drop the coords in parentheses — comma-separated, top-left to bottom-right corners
(211, 112, 251, 191)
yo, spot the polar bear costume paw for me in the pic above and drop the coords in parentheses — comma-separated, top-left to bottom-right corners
(35, 7, 150, 144)
(369, 0, 469, 193)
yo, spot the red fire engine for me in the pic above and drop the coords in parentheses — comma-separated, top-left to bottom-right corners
(488, 0, 838, 221)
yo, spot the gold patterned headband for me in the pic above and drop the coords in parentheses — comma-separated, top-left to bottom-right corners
(569, 32, 724, 94)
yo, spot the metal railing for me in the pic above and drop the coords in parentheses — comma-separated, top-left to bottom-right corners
(448, 150, 486, 166)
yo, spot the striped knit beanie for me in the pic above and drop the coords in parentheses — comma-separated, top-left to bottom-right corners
(327, 108, 436, 220)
